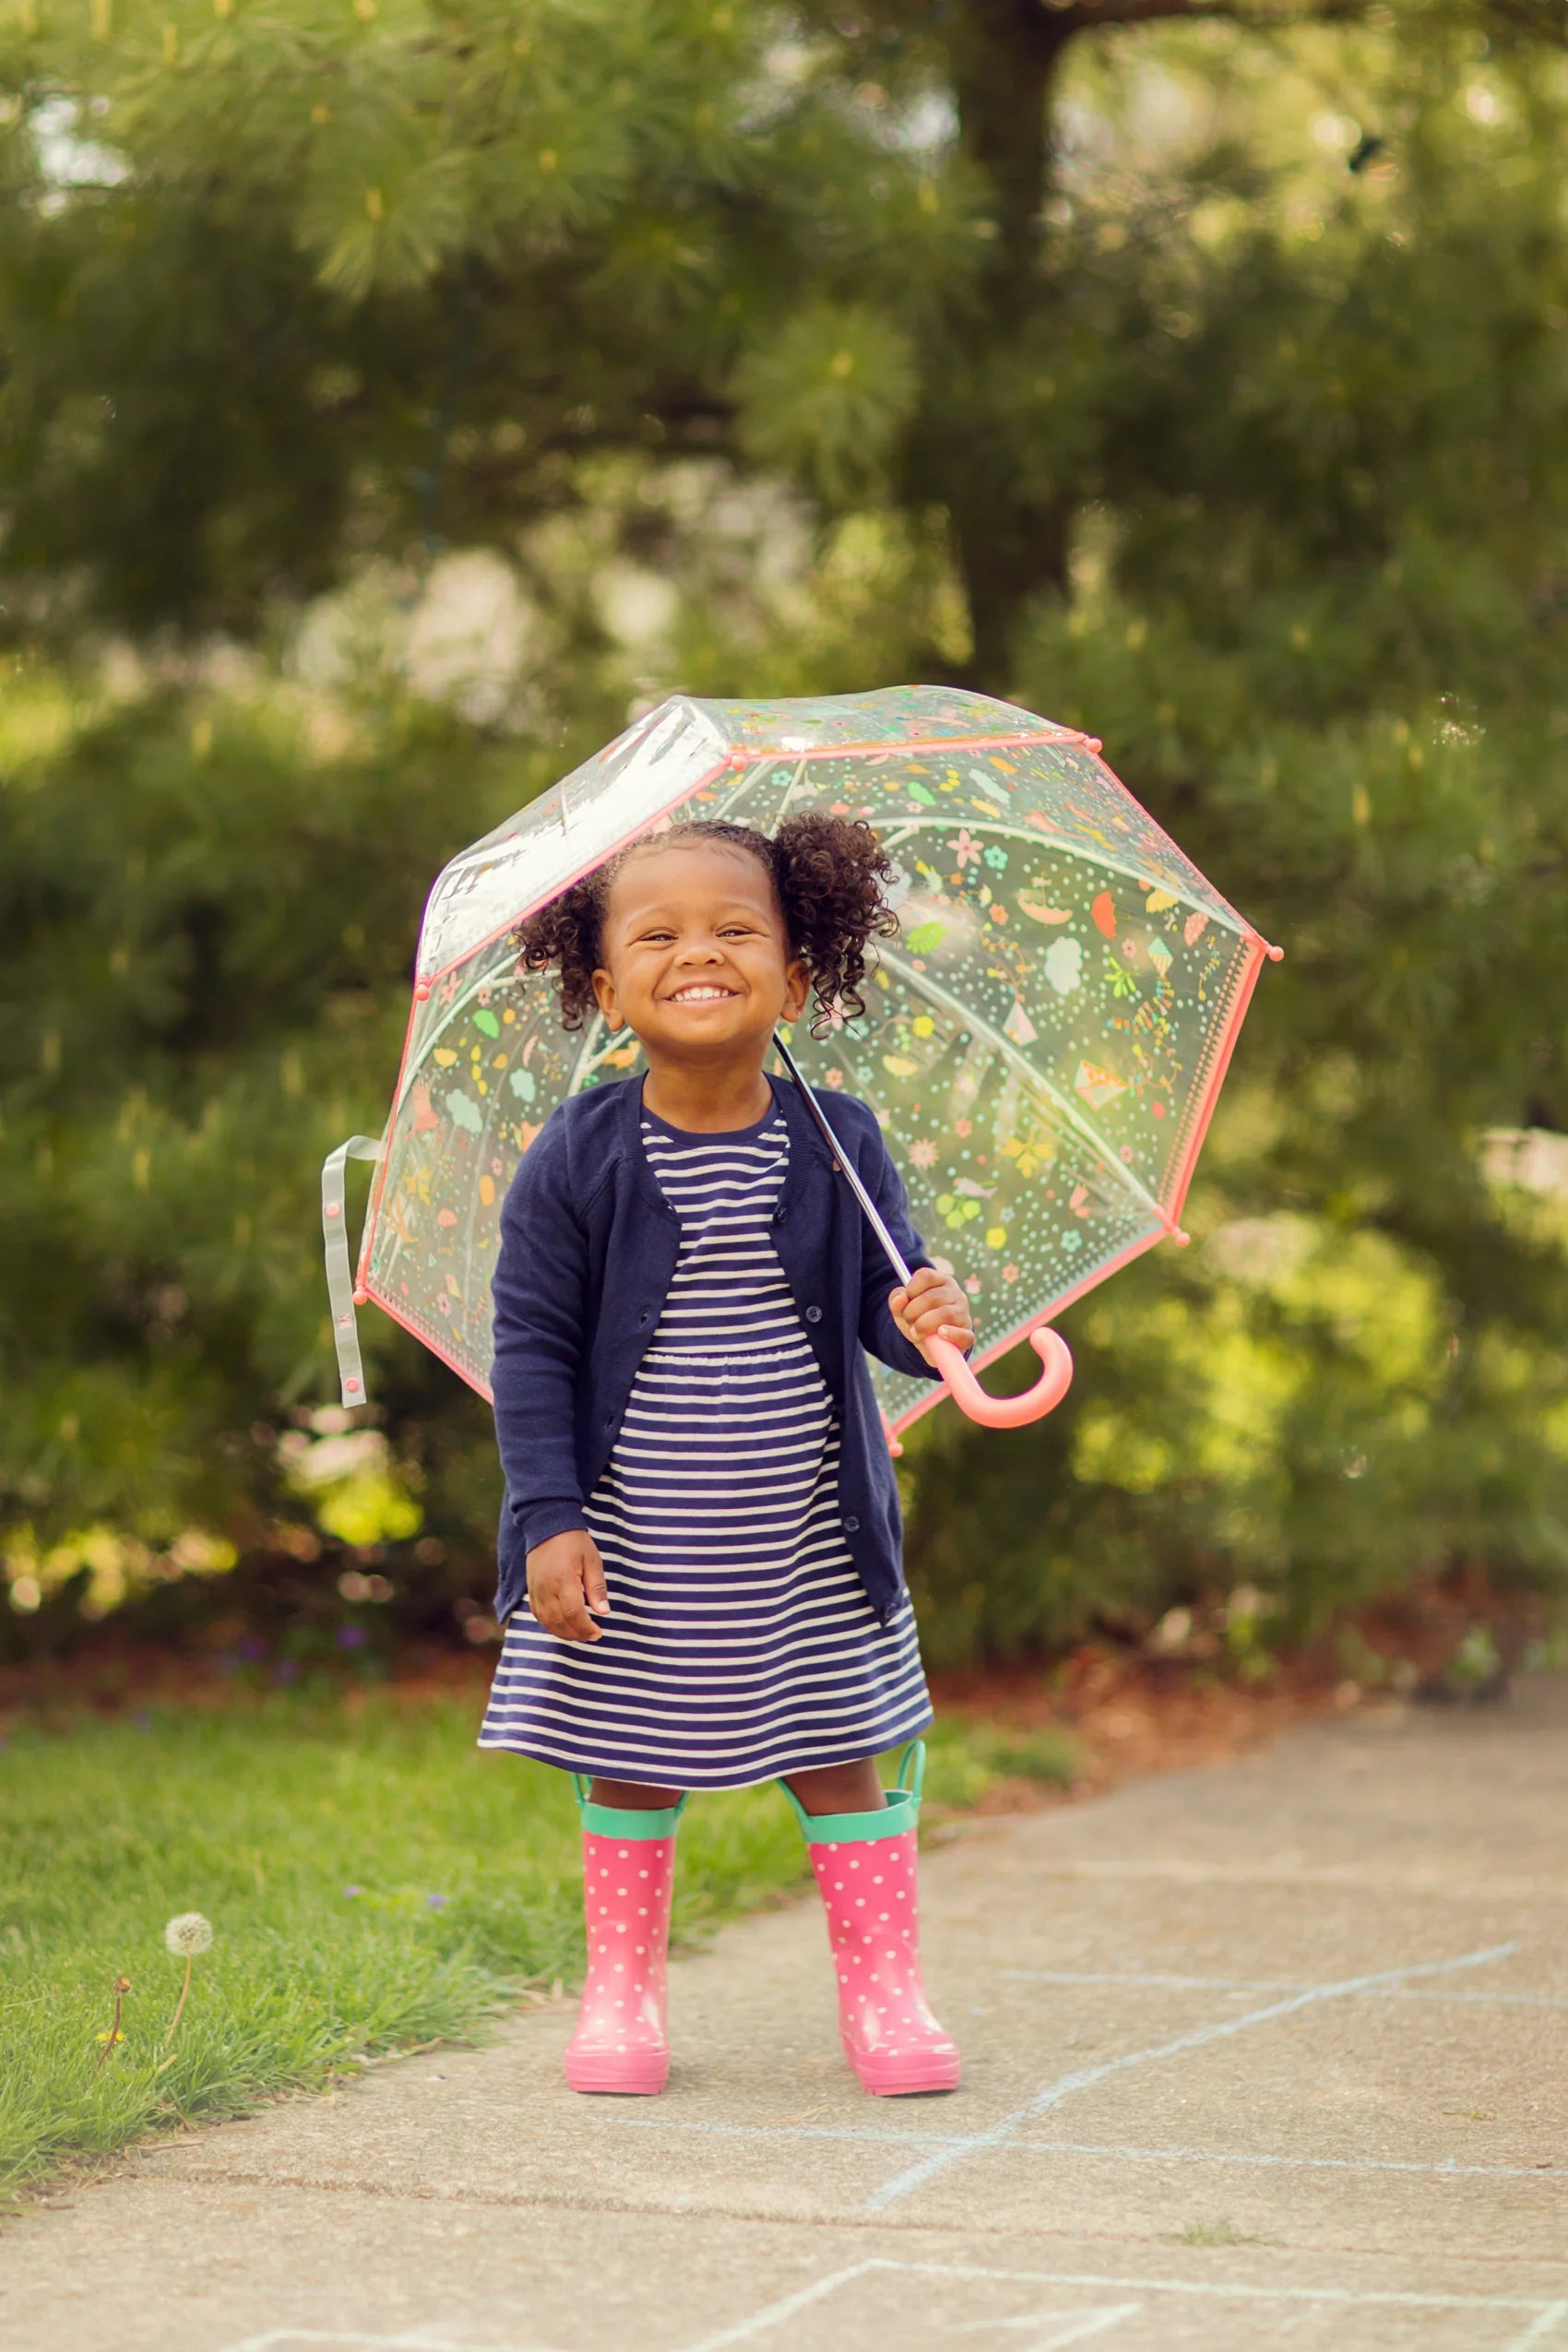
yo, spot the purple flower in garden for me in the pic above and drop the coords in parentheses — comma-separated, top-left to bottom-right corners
(425, 1893, 450, 1910)
(273, 1659, 300, 1686)
(239, 1636, 267, 1662)
(337, 1622, 368, 1650)
(343, 1885, 363, 1898)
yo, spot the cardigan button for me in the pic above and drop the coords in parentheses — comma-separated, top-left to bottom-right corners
(843, 1515, 860, 1534)
(805, 1304, 823, 1324)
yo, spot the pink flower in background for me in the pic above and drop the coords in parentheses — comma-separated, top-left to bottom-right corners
(956, 1118, 972, 1138)
(825, 1067, 844, 1089)
(910, 1138, 938, 1170)
(954, 828, 980, 868)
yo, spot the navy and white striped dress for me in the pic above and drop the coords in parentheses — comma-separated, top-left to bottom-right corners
(479, 1101, 932, 1788)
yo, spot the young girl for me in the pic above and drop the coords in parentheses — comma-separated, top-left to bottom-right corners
(479, 813, 974, 2098)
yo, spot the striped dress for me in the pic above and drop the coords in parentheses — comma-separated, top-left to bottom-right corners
(479, 1101, 932, 1789)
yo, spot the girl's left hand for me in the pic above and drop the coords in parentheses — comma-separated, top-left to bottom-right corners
(889, 1265, 975, 1364)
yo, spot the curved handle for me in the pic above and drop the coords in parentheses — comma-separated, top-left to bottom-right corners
(927, 1325, 1074, 1429)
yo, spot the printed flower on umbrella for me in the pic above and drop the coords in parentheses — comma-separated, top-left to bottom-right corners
(1002, 1134, 1049, 1179)
(954, 828, 981, 868)
(909, 1138, 938, 1170)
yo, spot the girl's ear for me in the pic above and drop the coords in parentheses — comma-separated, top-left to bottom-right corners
(591, 967, 624, 1032)
(780, 956, 811, 1025)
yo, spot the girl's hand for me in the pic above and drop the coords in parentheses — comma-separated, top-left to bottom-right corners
(889, 1265, 975, 1364)
(526, 1529, 611, 1643)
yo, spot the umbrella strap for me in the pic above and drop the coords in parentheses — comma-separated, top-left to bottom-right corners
(322, 1134, 385, 1407)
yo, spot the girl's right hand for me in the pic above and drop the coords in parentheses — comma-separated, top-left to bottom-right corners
(526, 1530, 611, 1643)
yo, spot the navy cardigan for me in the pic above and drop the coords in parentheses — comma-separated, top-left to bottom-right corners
(489, 1073, 940, 1628)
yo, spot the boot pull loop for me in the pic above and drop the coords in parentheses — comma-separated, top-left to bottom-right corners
(571, 1773, 592, 1822)
(895, 1740, 927, 1810)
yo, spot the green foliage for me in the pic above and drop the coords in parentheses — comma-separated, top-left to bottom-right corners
(737, 303, 920, 499)
(3, 4, 1568, 1659)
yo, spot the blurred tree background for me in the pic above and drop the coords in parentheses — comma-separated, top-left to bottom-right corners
(3, 0, 1567, 1684)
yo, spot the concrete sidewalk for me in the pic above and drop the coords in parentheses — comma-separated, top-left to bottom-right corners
(5, 1680, 1565, 2352)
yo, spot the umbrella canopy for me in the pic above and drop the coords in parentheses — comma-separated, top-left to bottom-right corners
(324, 686, 1277, 1428)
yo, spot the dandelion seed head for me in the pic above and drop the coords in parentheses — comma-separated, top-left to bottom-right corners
(164, 1911, 213, 1957)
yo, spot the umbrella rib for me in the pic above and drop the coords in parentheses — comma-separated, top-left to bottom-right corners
(566, 1014, 640, 1096)
(873, 819, 1253, 934)
(772, 755, 812, 826)
(873, 946, 1182, 1239)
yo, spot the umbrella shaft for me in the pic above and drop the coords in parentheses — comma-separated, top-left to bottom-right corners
(771, 1032, 915, 1289)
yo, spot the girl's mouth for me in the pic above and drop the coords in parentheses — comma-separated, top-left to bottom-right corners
(667, 984, 737, 1004)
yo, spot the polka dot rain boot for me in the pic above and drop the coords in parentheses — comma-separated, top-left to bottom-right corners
(563, 1781, 685, 2096)
(783, 1742, 961, 2097)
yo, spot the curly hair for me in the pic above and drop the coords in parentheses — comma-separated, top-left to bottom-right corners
(512, 813, 899, 1039)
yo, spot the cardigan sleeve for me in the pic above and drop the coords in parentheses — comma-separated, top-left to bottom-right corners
(490, 1116, 594, 1555)
(849, 1114, 944, 1384)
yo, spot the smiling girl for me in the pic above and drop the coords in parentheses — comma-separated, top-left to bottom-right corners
(479, 814, 973, 2098)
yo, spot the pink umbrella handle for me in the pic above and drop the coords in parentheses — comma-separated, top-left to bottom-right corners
(926, 1326, 1074, 1429)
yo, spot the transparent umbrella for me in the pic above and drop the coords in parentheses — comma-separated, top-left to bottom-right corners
(322, 686, 1279, 1437)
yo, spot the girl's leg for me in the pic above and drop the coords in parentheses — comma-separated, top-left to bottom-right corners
(780, 1742, 960, 2097)
(565, 1775, 686, 2097)
(781, 1758, 885, 1817)
(589, 1777, 684, 1809)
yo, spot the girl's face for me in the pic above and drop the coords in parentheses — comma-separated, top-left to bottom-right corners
(591, 839, 809, 1064)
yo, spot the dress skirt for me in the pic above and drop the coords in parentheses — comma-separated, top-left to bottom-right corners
(479, 1100, 932, 1790)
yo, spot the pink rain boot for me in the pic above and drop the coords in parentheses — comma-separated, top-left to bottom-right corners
(563, 1781, 685, 2096)
(784, 1743, 960, 2097)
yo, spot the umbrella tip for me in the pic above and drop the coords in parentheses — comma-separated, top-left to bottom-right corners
(1171, 1227, 1192, 1248)
(414, 981, 432, 1001)
(1265, 940, 1285, 962)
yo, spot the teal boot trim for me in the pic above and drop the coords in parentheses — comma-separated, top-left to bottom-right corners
(779, 1740, 925, 1847)
(572, 1775, 688, 1840)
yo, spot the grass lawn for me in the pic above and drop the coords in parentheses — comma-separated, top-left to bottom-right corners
(0, 1686, 1072, 2199)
